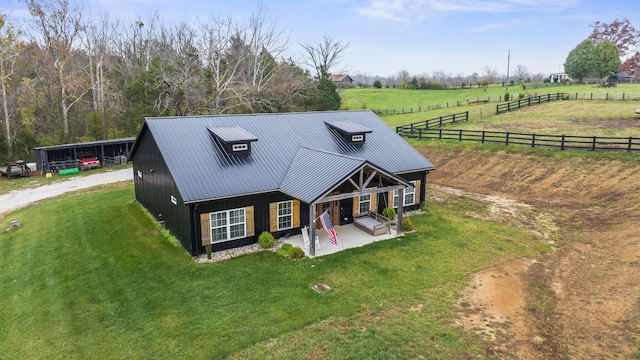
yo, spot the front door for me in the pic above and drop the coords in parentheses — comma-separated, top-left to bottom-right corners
(316, 199, 340, 229)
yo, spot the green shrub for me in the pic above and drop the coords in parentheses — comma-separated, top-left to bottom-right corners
(519, 93, 525, 99)
(382, 207, 396, 221)
(277, 243, 293, 256)
(289, 246, 305, 259)
(402, 217, 415, 232)
(373, 80, 382, 89)
(205, 244, 212, 259)
(504, 91, 510, 101)
(258, 231, 275, 249)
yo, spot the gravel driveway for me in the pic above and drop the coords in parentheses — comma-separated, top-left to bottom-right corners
(0, 168, 133, 216)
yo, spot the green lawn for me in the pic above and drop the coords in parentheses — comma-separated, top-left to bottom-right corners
(0, 185, 548, 359)
(442, 100, 640, 137)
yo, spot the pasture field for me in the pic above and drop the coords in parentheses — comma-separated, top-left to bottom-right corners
(0, 184, 545, 359)
(426, 100, 640, 137)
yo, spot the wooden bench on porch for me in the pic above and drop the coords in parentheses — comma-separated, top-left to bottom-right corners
(354, 211, 391, 236)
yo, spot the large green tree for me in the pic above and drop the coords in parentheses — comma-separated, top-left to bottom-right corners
(594, 40, 622, 78)
(564, 39, 597, 82)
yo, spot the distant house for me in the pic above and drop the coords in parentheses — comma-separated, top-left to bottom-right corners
(549, 73, 570, 83)
(331, 74, 354, 88)
(129, 111, 434, 257)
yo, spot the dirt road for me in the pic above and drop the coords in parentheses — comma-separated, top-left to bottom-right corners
(0, 168, 133, 216)
(419, 143, 640, 359)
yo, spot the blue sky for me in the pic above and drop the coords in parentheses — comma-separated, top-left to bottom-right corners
(3, 0, 640, 78)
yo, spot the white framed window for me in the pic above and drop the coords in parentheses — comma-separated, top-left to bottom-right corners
(359, 194, 371, 214)
(277, 201, 293, 230)
(393, 181, 416, 208)
(232, 143, 248, 151)
(210, 208, 246, 243)
(351, 134, 364, 142)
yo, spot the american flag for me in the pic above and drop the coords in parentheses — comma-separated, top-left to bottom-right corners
(320, 210, 338, 245)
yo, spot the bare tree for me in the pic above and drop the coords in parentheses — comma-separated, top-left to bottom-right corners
(301, 36, 349, 80)
(0, 13, 21, 156)
(514, 64, 529, 81)
(482, 66, 498, 83)
(27, 0, 88, 137)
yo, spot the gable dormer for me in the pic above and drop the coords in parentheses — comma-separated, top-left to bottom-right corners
(208, 126, 258, 156)
(326, 121, 372, 145)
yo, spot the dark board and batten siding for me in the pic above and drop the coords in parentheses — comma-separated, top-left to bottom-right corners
(132, 131, 193, 253)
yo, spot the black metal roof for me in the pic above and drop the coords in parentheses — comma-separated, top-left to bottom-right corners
(326, 121, 372, 135)
(131, 110, 434, 204)
(34, 137, 136, 151)
(207, 126, 258, 143)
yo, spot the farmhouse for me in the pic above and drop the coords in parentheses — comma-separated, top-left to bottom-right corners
(129, 111, 434, 256)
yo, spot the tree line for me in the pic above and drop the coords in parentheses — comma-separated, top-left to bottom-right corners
(565, 18, 640, 83)
(0, 1, 346, 162)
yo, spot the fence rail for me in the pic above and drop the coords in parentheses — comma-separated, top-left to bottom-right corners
(374, 96, 503, 115)
(404, 128, 640, 152)
(496, 93, 568, 114)
(396, 112, 469, 136)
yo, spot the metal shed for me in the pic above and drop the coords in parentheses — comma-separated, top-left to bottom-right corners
(34, 138, 135, 174)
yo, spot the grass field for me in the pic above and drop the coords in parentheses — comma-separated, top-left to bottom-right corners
(440, 100, 640, 137)
(0, 184, 547, 359)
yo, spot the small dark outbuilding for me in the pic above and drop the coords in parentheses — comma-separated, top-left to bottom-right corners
(34, 138, 135, 174)
(129, 111, 434, 256)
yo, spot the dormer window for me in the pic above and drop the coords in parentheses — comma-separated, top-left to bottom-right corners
(326, 121, 372, 145)
(208, 126, 258, 156)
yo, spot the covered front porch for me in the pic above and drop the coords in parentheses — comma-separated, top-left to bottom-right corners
(283, 223, 400, 257)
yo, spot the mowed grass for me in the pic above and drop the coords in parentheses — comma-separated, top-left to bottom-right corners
(0, 185, 547, 359)
(436, 100, 640, 137)
(342, 83, 640, 129)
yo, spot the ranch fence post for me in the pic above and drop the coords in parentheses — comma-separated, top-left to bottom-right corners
(439, 116, 443, 127)
(466, 111, 469, 121)
(592, 136, 597, 151)
(628, 137, 633, 152)
(606, 93, 609, 100)
(439, 128, 443, 140)
(506, 132, 510, 145)
(561, 135, 565, 150)
(453, 113, 457, 123)
(459, 129, 463, 141)
(532, 133, 536, 148)
(419, 128, 422, 139)
(481, 131, 485, 144)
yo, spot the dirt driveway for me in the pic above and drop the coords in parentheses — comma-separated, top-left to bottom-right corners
(419, 143, 640, 359)
(0, 168, 133, 216)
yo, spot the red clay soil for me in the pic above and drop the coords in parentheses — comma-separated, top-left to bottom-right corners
(419, 143, 640, 360)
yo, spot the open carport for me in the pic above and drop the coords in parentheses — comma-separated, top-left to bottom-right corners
(33, 138, 135, 174)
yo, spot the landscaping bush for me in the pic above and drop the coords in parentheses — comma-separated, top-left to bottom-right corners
(277, 243, 293, 256)
(402, 217, 415, 232)
(373, 80, 382, 89)
(504, 91, 510, 101)
(382, 207, 396, 221)
(289, 246, 305, 259)
(258, 231, 275, 249)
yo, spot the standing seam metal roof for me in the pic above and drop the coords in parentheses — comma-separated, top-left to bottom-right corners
(135, 110, 434, 203)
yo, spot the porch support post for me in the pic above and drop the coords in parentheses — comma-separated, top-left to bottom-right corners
(309, 202, 316, 256)
(396, 188, 404, 235)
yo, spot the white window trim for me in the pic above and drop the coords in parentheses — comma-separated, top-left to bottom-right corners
(210, 208, 246, 243)
(393, 181, 416, 208)
(359, 193, 371, 214)
(351, 134, 364, 142)
(277, 200, 293, 230)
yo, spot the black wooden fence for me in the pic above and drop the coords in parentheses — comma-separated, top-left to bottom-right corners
(496, 93, 568, 114)
(405, 128, 640, 152)
(396, 112, 469, 137)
